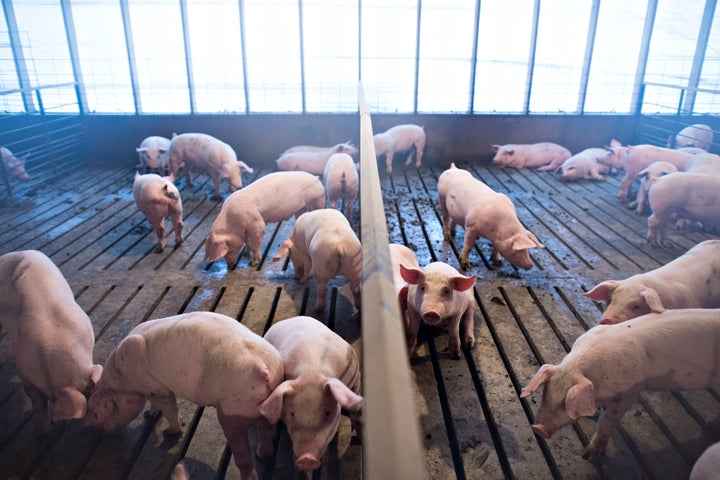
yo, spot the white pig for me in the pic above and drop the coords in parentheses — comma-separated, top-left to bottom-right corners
(601, 140, 694, 201)
(323, 152, 359, 220)
(438, 163, 543, 270)
(690, 442, 720, 480)
(389, 243, 420, 332)
(258, 316, 363, 474)
(521, 308, 720, 462)
(373, 124, 426, 173)
(671, 124, 714, 151)
(272, 209, 361, 312)
(399, 262, 476, 359)
(0, 250, 103, 434)
(646, 172, 720, 246)
(167, 133, 254, 199)
(556, 147, 613, 181)
(490, 142, 571, 170)
(276, 143, 358, 175)
(135, 135, 170, 174)
(627, 161, 677, 214)
(85, 312, 284, 480)
(133, 172, 183, 253)
(205, 171, 325, 268)
(1, 146, 30, 182)
(583, 240, 720, 324)
(684, 152, 720, 175)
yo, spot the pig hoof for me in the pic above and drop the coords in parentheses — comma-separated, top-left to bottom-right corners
(210, 194, 223, 201)
(155, 246, 165, 253)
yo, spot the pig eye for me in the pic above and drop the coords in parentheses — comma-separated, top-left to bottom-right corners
(419, 285, 426, 292)
(442, 287, 451, 296)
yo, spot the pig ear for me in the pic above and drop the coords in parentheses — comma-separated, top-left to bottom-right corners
(136, 147, 147, 153)
(520, 364, 556, 398)
(204, 234, 228, 262)
(258, 381, 294, 425)
(565, 377, 596, 420)
(324, 379, 364, 412)
(583, 281, 620, 303)
(610, 139, 621, 148)
(511, 234, 538, 251)
(53, 388, 88, 420)
(135, 171, 141, 180)
(635, 169, 650, 180)
(399, 264, 423, 284)
(398, 285, 409, 315)
(450, 274, 476, 292)
(640, 287, 665, 313)
(165, 173, 176, 184)
(88, 365, 103, 393)
(272, 239, 293, 262)
(490, 144, 500, 152)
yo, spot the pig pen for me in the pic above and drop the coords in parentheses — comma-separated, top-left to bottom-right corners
(0, 156, 719, 480)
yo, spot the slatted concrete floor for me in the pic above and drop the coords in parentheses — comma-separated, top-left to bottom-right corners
(0, 160, 718, 480)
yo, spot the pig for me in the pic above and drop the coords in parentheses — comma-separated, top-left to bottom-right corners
(490, 142, 571, 171)
(601, 140, 694, 201)
(276, 143, 358, 175)
(583, 240, 720, 324)
(521, 308, 720, 462)
(135, 135, 171, 174)
(133, 172, 183, 253)
(167, 132, 254, 199)
(438, 163, 544, 270)
(399, 262, 476, 360)
(684, 152, 720, 175)
(556, 147, 613, 181)
(389, 243, 420, 331)
(646, 172, 720, 246)
(205, 171, 325, 268)
(373, 124, 426, 173)
(670, 123, 714, 151)
(272, 209, 361, 312)
(1, 146, 30, 181)
(0, 250, 103, 434)
(678, 146, 708, 156)
(258, 316, 363, 474)
(690, 442, 720, 480)
(323, 152, 359, 220)
(627, 161, 677, 214)
(84, 312, 284, 480)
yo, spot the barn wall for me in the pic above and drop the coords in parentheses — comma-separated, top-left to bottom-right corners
(81, 114, 639, 168)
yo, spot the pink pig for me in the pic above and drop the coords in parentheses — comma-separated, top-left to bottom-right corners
(685, 152, 720, 175)
(491, 142, 571, 170)
(133, 172, 183, 253)
(167, 133, 254, 199)
(258, 316, 363, 474)
(438, 163, 543, 270)
(627, 161, 677, 214)
(373, 124, 426, 173)
(85, 312, 284, 480)
(323, 152, 359, 220)
(135, 135, 170, 174)
(0, 250, 103, 434)
(584, 240, 720, 324)
(1, 146, 30, 181)
(691, 442, 720, 480)
(671, 124, 714, 151)
(276, 143, 358, 175)
(521, 308, 720, 462)
(646, 172, 720, 246)
(273, 209, 361, 312)
(205, 171, 325, 268)
(601, 140, 694, 201)
(389, 243, 420, 331)
(556, 148, 613, 181)
(399, 262, 476, 359)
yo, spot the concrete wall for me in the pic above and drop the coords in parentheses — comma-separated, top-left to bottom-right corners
(82, 114, 639, 169)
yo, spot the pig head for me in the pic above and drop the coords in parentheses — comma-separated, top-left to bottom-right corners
(583, 280, 665, 324)
(400, 262, 476, 359)
(1, 146, 30, 181)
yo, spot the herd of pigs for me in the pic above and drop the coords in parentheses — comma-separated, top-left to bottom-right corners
(3, 120, 720, 478)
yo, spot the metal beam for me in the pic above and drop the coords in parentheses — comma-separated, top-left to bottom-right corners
(238, 0, 250, 113)
(468, 0, 481, 113)
(577, 0, 600, 114)
(523, 0, 541, 114)
(119, 0, 141, 114)
(298, 0, 306, 113)
(179, 0, 196, 113)
(2, 0, 35, 112)
(60, 0, 88, 114)
(631, 0, 657, 115)
(413, 0, 422, 113)
(682, 0, 717, 115)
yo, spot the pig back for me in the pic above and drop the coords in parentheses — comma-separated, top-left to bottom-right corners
(241, 172, 325, 223)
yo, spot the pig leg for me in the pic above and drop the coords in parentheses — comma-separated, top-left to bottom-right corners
(582, 395, 636, 462)
(246, 224, 266, 267)
(209, 171, 223, 200)
(439, 198, 452, 241)
(256, 416, 277, 458)
(22, 379, 50, 435)
(459, 230, 479, 270)
(405, 308, 422, 357)
(446, 318, 462, 360)
(184, 165, 194, 187)
(490, 245, 503, 267)
(385, 152, 395, 174)
(314, 277, 330, 312)
(216, 408, 259, 480)
(461, 304, 476, 350)
(224, 244, 242, 269)
(647, 214, 670, 247)
(150, 218, 167, 253)
(171, 211, 184, 247)
(344, 198, 353, 220)
(147, 393, 183, 434)
(617, 174, 633, 201)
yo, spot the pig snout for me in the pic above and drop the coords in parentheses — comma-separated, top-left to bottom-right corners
(296, 453, 321, 472)
(599, 318, 617, 325)
(531, 423, 554, 439)
(422, 310, 442, 325)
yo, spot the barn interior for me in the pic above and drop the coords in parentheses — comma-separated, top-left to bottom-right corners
(2, 1, 720, 480)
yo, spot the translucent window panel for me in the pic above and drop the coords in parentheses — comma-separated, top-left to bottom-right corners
(187, 1, 245, 113)
(0, 2, 26, 112)
(129, 0, 190, 113)
(416, 0, 474, 113)
(303, 0, 359, 112)
(244, 0, 302, 112)
(71, 0, 134, 113)
(583, 0, 645, 113)
(529, 0, 591, 113)
(360, 0, 417, 113)
(645, 0, 704, 86)
(473, 0, 535, 113)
